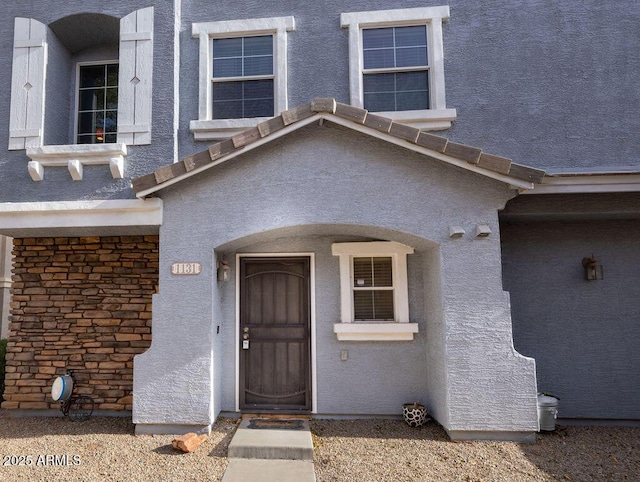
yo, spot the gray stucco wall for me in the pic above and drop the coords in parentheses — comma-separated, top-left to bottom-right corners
(1, 1, 639, 203)
(133, 123, 537, 435)
(177, 0, 640, 171)
(501, 216, 640, 420)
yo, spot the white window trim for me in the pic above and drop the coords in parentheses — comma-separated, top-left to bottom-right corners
(341, 6, 456, 131)
(26, 143, 126, 181)
(191, 16, 295, 140)
(332, 241, 418, 341)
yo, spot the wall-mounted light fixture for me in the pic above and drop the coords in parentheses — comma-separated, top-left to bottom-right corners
(581, 255, 603, 281)
(217, 258, 231, 282)
(475, 224, 491, 238)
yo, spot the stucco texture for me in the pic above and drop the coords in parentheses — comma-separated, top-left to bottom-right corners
(502, 215, 640, 420)
(133, 123, 538, 436)
(177, 0, 640, 171)
(2, 1, 639, 203)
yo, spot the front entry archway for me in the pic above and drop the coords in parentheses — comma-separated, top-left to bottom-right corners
(238, 256, 312, 411)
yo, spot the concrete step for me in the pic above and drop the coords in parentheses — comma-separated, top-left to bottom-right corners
(227, 418, 314, 460)
(221, 459, 315, 482)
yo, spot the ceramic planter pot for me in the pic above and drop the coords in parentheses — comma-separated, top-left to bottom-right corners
(403, 402, 428, 427)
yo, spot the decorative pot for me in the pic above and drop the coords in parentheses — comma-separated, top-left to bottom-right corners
(403, 402, 428, 427)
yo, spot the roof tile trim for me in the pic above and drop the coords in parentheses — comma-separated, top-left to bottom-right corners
(131, 98, 546, 194)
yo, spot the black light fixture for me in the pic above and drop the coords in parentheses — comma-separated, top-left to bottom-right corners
(582, 255, 603, 281)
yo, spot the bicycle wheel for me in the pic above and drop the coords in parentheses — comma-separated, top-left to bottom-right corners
(68, 395, 94, 422)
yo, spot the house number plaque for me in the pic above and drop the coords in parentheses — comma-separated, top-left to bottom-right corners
(171, 262, 202, 275)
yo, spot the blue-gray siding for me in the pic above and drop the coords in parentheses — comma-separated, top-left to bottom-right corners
(501, 214, 640, 419)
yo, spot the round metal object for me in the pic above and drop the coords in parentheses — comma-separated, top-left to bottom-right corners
(51, 375, 74, 401)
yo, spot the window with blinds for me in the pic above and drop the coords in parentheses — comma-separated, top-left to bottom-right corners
(352, 256, 395, 321)
(362, 25, 429, 112)
(212, 35, 274, 119)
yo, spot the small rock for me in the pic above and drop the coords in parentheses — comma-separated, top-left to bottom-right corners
(171, 432, 208, 453)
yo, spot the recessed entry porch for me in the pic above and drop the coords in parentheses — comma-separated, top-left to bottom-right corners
(214, 224, 439, 418)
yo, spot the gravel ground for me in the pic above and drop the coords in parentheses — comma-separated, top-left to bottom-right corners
(1, 412, 639, 481)
(0, 412, 237, 481)
(312, 419, 640, 481)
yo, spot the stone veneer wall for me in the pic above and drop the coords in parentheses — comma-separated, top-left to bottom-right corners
(1, 236, 158, 411)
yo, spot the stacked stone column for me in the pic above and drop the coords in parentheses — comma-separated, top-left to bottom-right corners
(1, 236, 158, 411)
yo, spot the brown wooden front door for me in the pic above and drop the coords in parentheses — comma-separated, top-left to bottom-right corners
(239, 257, 311, 411)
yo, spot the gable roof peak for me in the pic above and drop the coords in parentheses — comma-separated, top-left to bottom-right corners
(132, 98, 545, 197)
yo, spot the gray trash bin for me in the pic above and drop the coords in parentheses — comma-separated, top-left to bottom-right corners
(537, 394, 559, 431)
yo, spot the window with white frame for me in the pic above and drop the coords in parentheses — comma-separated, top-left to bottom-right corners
(212, 35, 274, 119)
(341, 6, 456, 130)
(9, 8, 153, 181)
(9, 8, 153, 151)
(362, 26, 429, 112)
(332, 241, 419, 341)
(191, 17, 295, 140)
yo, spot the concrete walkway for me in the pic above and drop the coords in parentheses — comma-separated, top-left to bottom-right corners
(221, 417, 315, 482)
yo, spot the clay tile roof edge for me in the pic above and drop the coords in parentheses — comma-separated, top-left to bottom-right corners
(133, 99, 543, 197)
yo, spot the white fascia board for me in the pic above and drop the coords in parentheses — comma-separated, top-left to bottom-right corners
(525, 173, 640, 194)
(0, 199, 162, 232)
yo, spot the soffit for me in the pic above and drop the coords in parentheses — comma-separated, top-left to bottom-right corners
(49, 13, 119, 53)
(500, 192, 640, 222)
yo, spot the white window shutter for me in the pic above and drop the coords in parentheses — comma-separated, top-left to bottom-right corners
(9, 18, 46, 151)
(118, 7, 154, 145)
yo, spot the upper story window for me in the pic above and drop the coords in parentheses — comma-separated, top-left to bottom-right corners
(77, 63, 119, 144)
(362, 26, 429, 112)
(8, 8, 153, 152)
(341, 6, 456, 130)
(212, 35, 274, 119)
(191, 16, 295, 141)
(9, 8, 153, 181)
